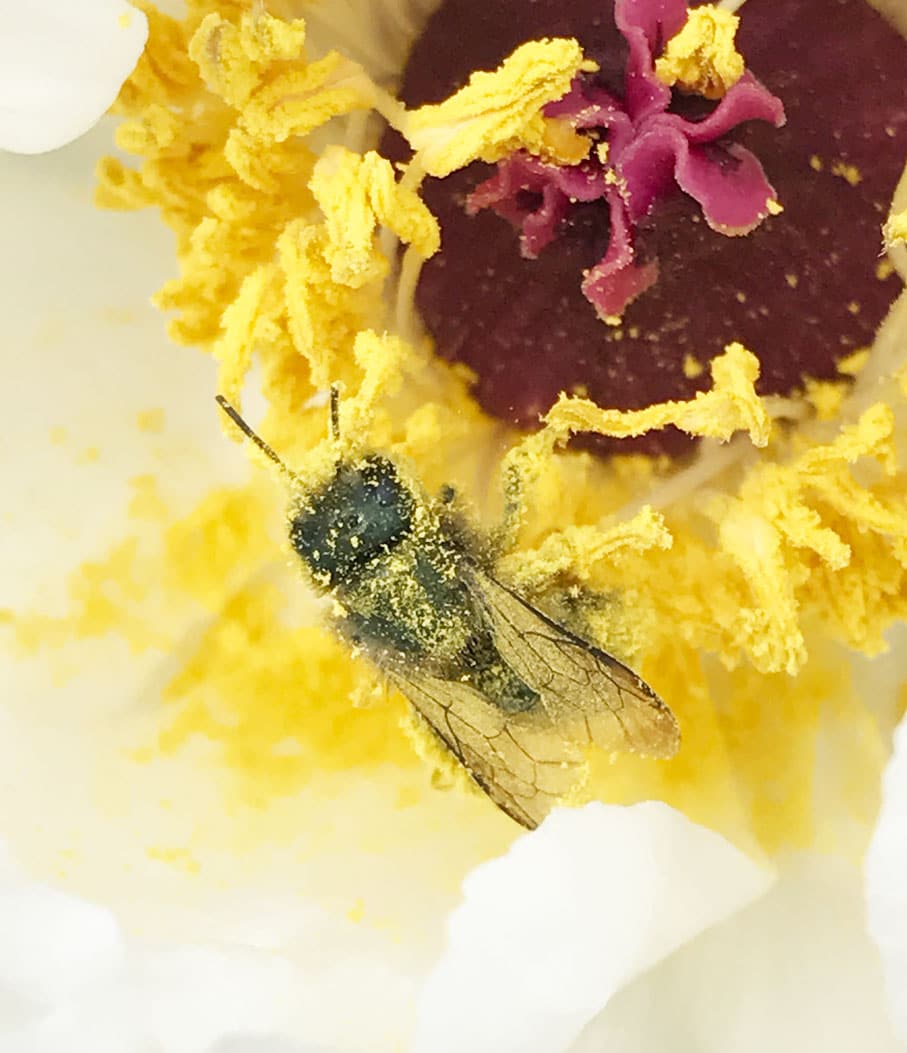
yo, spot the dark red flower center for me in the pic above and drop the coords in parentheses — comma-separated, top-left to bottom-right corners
(394, 0, 907, 456)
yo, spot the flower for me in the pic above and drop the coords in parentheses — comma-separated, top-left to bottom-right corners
(1, 0, 906, 1050)
(0, 0, 147, 154)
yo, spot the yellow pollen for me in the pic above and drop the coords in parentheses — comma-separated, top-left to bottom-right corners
(404, 38, 595, 176)
(836, 348, 871, 376)
(654, 5, 746, 99)
(885, 209, 907, 249)
(75, 446, 101, 465)
(831, 161, 863, 187)
(136, 408, 166, 433)
(682, 354, 704, 379)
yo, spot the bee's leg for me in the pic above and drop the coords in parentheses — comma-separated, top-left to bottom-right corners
(488, 456, 529, 556)
(491, 417, 567, 555)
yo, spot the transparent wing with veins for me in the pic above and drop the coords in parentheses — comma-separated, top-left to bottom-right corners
(387, 563, 679, 829)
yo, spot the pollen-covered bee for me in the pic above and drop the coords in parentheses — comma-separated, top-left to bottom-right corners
(216, 392, 679, 828)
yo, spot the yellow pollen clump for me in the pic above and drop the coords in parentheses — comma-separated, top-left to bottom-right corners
(803, 377, 849, 421)
(654, 4, 745, 100)
(405, 38, 595, 176)
(156, 585, 416, 805)
(682, 354, 704, 379)
(831, 161, 862, 187)
(309, 146, 439, 287)
(885, 208, 907, 249)
(136, 407, 166, 433)
(189, 12, 378, 139)
(76, 446, 100, 465)
(146, 845, 200, 874)
(837, 348, 871, 376)
(11, 537, 170, 655)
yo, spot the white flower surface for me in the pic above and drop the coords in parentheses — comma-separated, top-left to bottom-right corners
(574, 854, 904, 1053)
(414, 802, 772, 1053)
(0, 839, 335, 1053)
(0, 0, 147, 154)
(0, 803, 777, 1053)
(866, 712, 907, 1044)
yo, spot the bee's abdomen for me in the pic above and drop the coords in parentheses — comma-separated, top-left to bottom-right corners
(461, 630, 540, 714)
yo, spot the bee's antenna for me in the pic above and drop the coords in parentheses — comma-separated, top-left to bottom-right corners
(329, 384, 341, 442)
(215, 395, 291, 477)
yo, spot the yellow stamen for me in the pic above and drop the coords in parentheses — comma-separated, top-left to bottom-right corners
(655, 5, 746, 99)
(543, 342, 770, 447)
(405, 38, 595, 177)
(310, 146, 439, 287)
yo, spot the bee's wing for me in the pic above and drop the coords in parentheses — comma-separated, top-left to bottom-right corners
(385, 666, 585, 829)
(385, 565, 679, 829)
(462, 564, 681, 760)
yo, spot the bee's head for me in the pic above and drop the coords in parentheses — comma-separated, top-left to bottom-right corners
(214, 391, 416, 588)
(289, 456, 416, 586)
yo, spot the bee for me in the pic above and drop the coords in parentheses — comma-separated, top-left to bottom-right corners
(216, 392, 679, 828)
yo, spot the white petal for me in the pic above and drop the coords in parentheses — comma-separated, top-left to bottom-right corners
(207, 1039, 334, 1053)
(413, 802, 773, 1053)
(865, 713, 907, 1042)
(0, 874, 124, 1006)
(573, 855, 900, 1053)
(136, 945, 303, 1053)
(2, 977, 150, 1053)
(0, 0, 148, 155)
